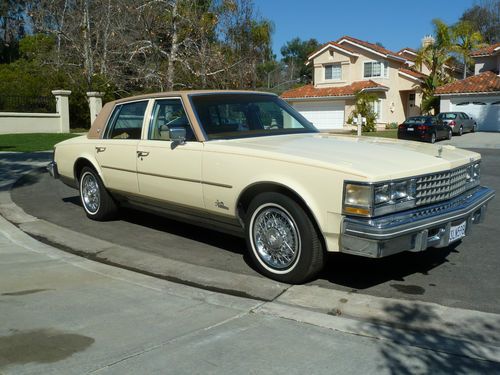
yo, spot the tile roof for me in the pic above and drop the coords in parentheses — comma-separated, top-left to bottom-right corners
(435, 71, 500, 95)
(336, 35, 397, 57)
(397, 48, 418, 62)
(281, 81, 389, 99)
(470, 43, 500, 57)
(399, 68, 428, 80)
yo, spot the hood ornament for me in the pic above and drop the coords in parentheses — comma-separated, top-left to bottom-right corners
(436, 145, 443, 158)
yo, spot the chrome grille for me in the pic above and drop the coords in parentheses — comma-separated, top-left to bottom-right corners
(415, 165, 472, 206)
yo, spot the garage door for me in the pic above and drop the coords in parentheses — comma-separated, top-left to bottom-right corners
(451, 97, 500, 132)
(292, 101, 345, 130)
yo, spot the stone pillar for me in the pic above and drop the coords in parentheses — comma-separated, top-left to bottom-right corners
(52, 90, 72, 133)
(87, 92, 104, 126)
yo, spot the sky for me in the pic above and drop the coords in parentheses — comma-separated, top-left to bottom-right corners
(253, 0, 479, 58)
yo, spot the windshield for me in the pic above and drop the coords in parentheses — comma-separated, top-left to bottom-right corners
(404, 116, 429, 125)
(189, 93, 318, 140)
(438, 113, 457, 119)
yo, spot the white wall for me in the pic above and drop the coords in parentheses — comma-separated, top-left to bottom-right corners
(0, 90, 71, 134)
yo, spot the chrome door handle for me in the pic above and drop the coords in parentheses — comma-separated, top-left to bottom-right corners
(137, 151, 149, 157)
(95, 147, 106, 153)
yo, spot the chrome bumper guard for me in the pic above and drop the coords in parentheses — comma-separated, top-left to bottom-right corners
(340, 186, 495, 258)
(46, 161, 59, 179)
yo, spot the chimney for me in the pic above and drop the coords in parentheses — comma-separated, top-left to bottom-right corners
(421, 35, 435, 48)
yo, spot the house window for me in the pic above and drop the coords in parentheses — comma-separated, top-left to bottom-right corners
(370, 100, 382, 119)
(364, 61, 388, 78)
(325, 63, 341, 80)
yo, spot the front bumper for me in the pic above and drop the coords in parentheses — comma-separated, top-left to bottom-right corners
(340, 186, 495, 258)
(46, 161, 59, 179)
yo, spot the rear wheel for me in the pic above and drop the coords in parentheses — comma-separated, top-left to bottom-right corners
(430, 132, 436, 143)
(447, 129, 452, 140)
(79, 167, 117, 220)
(245, 192, 324, 284)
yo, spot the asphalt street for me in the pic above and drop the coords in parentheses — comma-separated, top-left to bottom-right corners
(10, 148, 500, 313)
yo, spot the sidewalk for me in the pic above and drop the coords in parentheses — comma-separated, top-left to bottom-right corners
(2, 214, 500, 374)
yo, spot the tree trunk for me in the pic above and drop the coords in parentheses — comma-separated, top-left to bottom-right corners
(82, 0, 94, 89)
(166, 1, 179, 91)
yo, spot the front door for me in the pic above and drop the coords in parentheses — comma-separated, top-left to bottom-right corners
(136, 98, 204, 210)
(408, 92, 419, 117)
(95, 100, 149, 195)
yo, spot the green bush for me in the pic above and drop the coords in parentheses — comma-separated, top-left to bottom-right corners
(347, 91, 378, 132)
(385, 122, 399, 129)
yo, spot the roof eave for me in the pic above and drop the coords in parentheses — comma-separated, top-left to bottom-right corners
(437, 91, 500, 96)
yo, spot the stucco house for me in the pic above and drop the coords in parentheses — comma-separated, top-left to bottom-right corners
(281, 36, 459, 130)
(281, 36, 429, 130)
(436, 43, 500, 132)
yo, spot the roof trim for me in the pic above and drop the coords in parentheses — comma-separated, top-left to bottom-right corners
(398, 70, 424, 83)
(307, 43, 359, 61)
(361, 86, 389, 92)
(337, 38, 387, 59)
(401, 48, 417, 56)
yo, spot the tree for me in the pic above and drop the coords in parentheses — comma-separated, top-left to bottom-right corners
(0, 0, 31, 63)
(452, 20, 484, 79)
(460, 1, 499, 44)
(280, 37, 320, 82)
(348, 91, 378, 132)
(415, 19, 455, 113)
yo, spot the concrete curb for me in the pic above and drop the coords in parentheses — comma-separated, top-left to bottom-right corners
(2, 158, 500, 347)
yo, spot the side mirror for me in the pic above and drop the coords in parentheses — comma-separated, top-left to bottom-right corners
(169, 127, 186, 148)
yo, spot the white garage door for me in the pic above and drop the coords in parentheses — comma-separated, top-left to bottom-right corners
(292, 101, 345, 130)
(451, 97, 500, 132)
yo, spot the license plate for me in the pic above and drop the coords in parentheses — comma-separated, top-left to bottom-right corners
(449, 221, 466, 243)
(407, 128, 414, 131)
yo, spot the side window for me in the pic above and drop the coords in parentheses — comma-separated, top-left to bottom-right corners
(149, 99, 195, 141)
(460, 113, 469, 119)
(105, 101, 148, 139)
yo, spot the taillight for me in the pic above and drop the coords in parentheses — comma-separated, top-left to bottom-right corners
(449, 120, 456, 126)
(398, 124, 404, 129)
(416, 125, 427, 130)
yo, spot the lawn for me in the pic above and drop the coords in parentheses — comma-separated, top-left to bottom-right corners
(362, 130, 398, 139)
(0, 133, 81, 152)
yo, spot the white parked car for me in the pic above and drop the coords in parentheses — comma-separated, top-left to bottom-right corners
(48, 91, 495, 283)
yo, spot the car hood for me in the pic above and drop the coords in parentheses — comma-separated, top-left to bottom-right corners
(203, 133, 480, 180)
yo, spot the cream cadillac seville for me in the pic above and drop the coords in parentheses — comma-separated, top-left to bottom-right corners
(48, 91, 495, 283)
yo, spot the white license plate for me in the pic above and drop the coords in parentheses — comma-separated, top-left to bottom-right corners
(449, 221, 466, 243)
(407, 128, 414, 131)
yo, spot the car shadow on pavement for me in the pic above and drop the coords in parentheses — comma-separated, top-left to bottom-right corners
(317, 244, 458, 290)
(62, 195, 250, 258)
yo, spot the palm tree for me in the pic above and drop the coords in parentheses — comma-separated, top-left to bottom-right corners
(452, 20, 484, 79)
(415, 19, 454, 113)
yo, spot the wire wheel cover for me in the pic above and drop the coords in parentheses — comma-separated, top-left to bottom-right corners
(81, 173, 100, 213)
(253, 207, 300, 269)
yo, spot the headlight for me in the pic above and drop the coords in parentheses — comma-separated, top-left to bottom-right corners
(343, 184, 372, 216)
(343, 179, 416, 217)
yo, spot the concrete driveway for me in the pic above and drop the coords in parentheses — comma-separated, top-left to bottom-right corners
(441, 131, 500, 149)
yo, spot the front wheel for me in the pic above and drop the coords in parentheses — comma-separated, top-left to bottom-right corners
(79, 167, 117, 220)
(245, 192, 324, 284)
(472, 124, 477, 133)
(430, 132, 436, 143)
(458, 126, 463, 136)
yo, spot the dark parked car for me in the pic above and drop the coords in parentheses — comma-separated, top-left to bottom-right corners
(398, 116, 452, 143)
(437, 112, 477, 135)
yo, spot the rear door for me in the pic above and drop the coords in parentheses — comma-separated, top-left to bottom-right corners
(94, 100, 150, 194)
